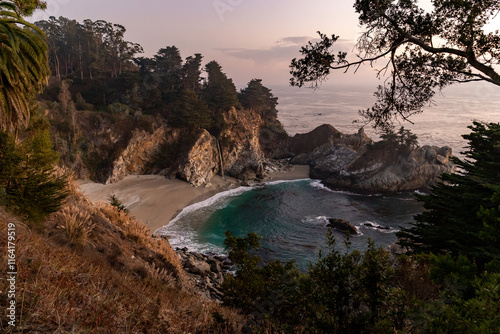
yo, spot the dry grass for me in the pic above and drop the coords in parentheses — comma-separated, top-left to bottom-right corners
(0, 182, 245, 333)
(56, 206, 95, 247)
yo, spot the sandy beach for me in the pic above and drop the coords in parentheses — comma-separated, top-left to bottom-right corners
(78, 165, 310, 233)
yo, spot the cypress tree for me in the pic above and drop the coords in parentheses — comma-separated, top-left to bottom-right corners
(398, 122, 500, 268)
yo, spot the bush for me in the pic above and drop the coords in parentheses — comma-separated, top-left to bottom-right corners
(0, 125, 68, 222)
(222, 231, 409, 333)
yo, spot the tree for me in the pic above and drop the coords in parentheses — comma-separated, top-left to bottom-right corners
(397, 122, 500, 269)
(0, 0, 50, 131)
(182, 53, 203, 92)
(239, 79, 278, 118)
(0, 115, 68, 222)
(290, 0, 500, 130)
(169, 89, 213, 129)
(202, 60, 240, 114)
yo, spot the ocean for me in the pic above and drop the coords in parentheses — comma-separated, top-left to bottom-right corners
(156, 82, 499, 270)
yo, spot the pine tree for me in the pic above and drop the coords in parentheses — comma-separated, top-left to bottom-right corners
(0, 116, 68, 221)
(398, 122, 500, 268)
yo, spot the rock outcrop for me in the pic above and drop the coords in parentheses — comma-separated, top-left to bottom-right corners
(220, 107, 267, 180)
(172, 129, 220, 187)
(54, 100, 453, 193)
(176, 248, 228, 302)
(312, 139, 454, 194)
(327, 218, 358, 234)
(273, 124, 372, 162)
(106, 125, 167, 184)
(172, 107, 270, 185)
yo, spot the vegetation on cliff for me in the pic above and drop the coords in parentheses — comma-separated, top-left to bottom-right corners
(398, 121, 500, 269)
(33, 16, 286, 183)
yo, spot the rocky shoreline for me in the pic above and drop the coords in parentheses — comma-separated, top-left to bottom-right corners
(175, 247, 230, 302)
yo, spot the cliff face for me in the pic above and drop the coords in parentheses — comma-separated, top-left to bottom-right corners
(172, 129, 220, 187)
(50, 103, 453, 193)
(171, 107, 269, 186)
(50, 106, 275, 186)
(219, 107, 266, 180)
(106, 125, 167, 184)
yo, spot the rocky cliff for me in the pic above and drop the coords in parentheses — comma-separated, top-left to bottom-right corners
(305, 130, 454, 193)
(171, 107, 270, 186)
(50, 103, 453, 193)
(106, 125, 167, 184)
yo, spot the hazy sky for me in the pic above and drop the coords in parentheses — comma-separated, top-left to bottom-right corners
(31, 1, 499, 89)
(31, 0, 380, 88)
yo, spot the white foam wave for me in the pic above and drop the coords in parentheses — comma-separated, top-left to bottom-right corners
(264, 178, 311, 186)
(309, 180, 334, 192)
(361, 221, 398, 234)
(309, 180, 381, 196)
(155, 186, 252, 234)
(303, 215, 330, 227)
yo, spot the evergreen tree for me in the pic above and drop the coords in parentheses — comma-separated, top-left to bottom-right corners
(203, 61, 240, 113)
(169, 89, 213, 129)
(0, 116, 68, 221)
(238, 79, 278, 117)
(182, 53, 203, 92)
(398, 122, 500, 268)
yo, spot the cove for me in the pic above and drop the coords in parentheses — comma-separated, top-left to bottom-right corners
(156, 179, 423, 270)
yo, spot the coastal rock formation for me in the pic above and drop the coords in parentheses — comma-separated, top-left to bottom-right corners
(173, 129, 220, 187)
(274, 124, 372, 162)
(313, 140, 454, 194)
(220, 107, 267, 180)
(106, 126, 167, 184)
(176, 248, 227, 302)
(327, 218, 358, 235)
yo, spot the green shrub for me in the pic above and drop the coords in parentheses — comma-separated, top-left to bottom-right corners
(0, 127, 68, 222)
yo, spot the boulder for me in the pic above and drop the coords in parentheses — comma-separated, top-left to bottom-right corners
(327, 218, 358, 235)
(184, 255, 212, 276)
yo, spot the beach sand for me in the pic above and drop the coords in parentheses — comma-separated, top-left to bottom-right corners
(78, 165, 310, 233)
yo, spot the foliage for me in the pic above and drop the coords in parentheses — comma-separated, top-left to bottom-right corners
(36, 17, 246, 135)
(238, 79, 278, 118)
(169, 89, 213, 129)
(223, 231, 411, 333)
(380, 126, 419, 153)
(290, 0, 500, 130)
(0, 115, 68, 221)
(108, 194, 129, 214)
(0, 0, 50, 131)
(412, 256, 500, 333)
(202, 61, 241, 134)
(36, 16, 143, 80)
(398, 122, 500, 269)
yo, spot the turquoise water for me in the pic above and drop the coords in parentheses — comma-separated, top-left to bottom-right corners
(156, 179, 422, 270)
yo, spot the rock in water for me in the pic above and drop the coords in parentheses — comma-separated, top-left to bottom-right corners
(327, 218, 358, 235)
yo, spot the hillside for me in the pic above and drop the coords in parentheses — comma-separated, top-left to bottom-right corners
(0, 182, 243, 332)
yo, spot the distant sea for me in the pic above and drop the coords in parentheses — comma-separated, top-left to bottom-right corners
(272, 82, 500, 157)
(157, 82, 499, 270)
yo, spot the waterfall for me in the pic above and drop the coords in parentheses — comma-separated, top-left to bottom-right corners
(216, 138, 225, 179)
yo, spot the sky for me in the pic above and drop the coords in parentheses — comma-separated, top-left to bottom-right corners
(30, 0, 377, 88)
(30, 0, 499, 90)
